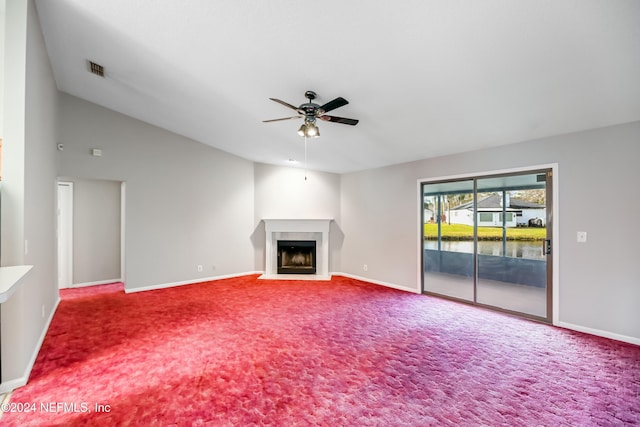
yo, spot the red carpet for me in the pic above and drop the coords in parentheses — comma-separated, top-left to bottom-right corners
(2, 275, 639, 426)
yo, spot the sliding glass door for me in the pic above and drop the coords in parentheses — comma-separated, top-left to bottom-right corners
(422, 170, 552, 322)
(423, 180, 475, 302)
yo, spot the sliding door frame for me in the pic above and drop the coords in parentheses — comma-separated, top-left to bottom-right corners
(417, 163, 559, 325)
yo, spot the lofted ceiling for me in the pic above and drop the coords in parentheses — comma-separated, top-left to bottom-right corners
(34, 0, 640, 174)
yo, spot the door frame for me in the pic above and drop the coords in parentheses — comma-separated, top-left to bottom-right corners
(417, 163, 559, 325)
(57, 181, 73, 289)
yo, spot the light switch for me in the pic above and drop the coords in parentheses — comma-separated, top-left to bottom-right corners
(577, 231, 587, 243)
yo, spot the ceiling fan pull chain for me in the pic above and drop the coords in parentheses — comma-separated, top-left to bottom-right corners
(304, 136, 308, 181)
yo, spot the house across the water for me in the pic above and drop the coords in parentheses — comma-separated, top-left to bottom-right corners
(449, 194, 545, 228)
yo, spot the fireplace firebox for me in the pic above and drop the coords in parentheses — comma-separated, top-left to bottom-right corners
(277, 240, 317, 274)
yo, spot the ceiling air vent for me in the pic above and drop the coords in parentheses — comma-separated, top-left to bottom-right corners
(88, 61, 105, 77)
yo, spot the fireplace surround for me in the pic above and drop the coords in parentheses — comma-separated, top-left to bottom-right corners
(261, 219, 331, 280)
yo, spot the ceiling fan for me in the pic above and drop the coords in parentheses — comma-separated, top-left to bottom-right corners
(263, 90, 359, 138)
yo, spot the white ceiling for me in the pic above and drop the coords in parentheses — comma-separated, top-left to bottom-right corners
(35, 0, 640, 174)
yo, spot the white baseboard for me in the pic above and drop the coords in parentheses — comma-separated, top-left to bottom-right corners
(66, 278, 122, 289)
(124, 271, 263, 294)
(556, 321, 640, 346)
(332, 272, 421, 294)
(126, 271, 420, 294)
(0, 296, 61, 394)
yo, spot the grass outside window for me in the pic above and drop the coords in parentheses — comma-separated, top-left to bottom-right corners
(424, 223, 546, 241)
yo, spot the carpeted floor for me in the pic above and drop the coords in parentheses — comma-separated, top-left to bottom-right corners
(2, 275, 639, 426)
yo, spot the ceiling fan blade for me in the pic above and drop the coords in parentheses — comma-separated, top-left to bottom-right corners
(269, 98, 303, 113)
(263, 116, 303, 123)
(318, 115, 359, 125)
(318, 97, 349, 114)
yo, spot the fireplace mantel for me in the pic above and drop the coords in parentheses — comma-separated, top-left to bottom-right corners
(261, 219, 332, 280)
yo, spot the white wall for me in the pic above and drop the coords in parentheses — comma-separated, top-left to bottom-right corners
(341, 121, 640, 343)
(1, 0, 59, 390)
(58, 94, 256, 291)
(0, 0, 5, 135)
(341, 161, 419, 289)
(252, 163, 342, 273)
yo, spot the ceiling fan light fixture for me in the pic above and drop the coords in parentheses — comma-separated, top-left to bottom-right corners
(297, 122, 320, 138)
(306, 122, 319, 138)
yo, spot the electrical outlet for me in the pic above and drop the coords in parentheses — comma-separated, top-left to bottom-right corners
(577, 231, 587, 243)
(363, 264, 368, 272)
(197, 265, 203, 272)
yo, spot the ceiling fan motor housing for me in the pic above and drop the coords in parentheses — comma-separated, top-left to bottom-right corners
(300, 103, 321, 116)
(300, 91, 320, 117)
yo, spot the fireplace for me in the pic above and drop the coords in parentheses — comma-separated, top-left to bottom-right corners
(261, 219, 332, 280)
(277, 240, 316, 274)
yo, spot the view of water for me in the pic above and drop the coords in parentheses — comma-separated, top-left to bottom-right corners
(424, 240, 545, 260)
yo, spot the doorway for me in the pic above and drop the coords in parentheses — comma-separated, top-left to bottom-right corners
(422, 168, 553, 322)
(57, 179, 126, 289)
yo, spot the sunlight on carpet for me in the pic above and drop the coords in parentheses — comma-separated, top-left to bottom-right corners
(2, 275, 639, 426)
